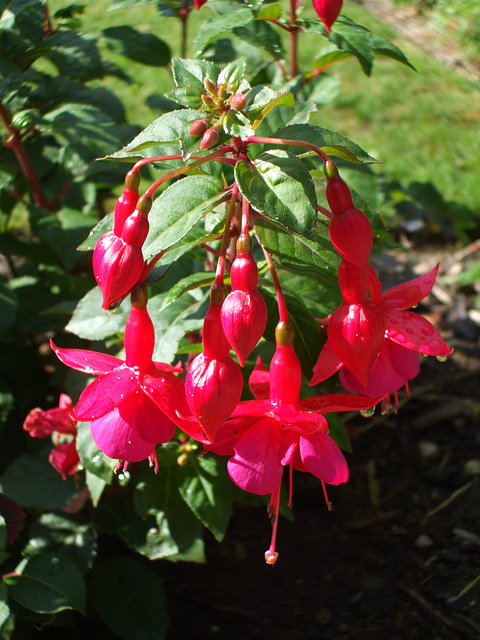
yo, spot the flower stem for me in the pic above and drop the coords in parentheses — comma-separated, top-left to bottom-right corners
(244, 136, 330, 163)
(262, 246, 289, 324)
(214, 184, 239, 285)
(288, 0, 298, 79)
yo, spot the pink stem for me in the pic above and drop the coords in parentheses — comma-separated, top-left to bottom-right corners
(244, 136, 330, 163)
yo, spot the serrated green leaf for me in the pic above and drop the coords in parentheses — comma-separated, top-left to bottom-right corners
(102, 26, 170, 67)
(254, 217, 339, 280)
(256, 4, 282, 20)
(0, 454, 77, 511)
(313, 46, 353, 71)
(268, 123, 377, 164)
(224, 108, 254, 137)
(65, 287, 129, 340)
(175, 454, 232, 541)
(171, 57, 220, 90)
(372, 35, 416, 71)
(252, 91, 295, 130)
(89, 557, 167, 640)
(235, 150, 317, 240)
(144, 174, 227, 257)
(235, 19, 284, 60)
(107, 109, 203, 159)
(158, 272, 216, 311)
(217, 57, 246, 92)
(77, 211, 114, 251)
(8, 554, 86, 615)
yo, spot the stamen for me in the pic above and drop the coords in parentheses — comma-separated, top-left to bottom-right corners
(405, 380, 411, 399)
(321, 480, 333, 511)
(264, 488, 281, 566)
(149, 450, 159, 473)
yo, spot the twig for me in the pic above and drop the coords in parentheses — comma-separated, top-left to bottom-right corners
(423, 481, 473, 522)
(398, 584, 454, 629)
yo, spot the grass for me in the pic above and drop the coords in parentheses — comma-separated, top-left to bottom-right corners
(48, 0, 480, 235)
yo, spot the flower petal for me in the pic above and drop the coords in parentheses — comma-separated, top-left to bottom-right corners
(227, 418, 284, 495)
(134, 394, 176, 444)
(90, 397, 156, 462)
(74, 367, 139, 421)
(51, 341, 123, 375)
(386, 309, 453, 356)
(383, 264, 439, 310)
(248, 356, 270, 400)
(300, 393, 382, 414)
(299, 431, 349, 485)
(309, 341, 343, 387)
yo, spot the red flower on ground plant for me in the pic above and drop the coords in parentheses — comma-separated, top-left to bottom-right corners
(51, 285, 193, 464)
(23, 394, 80, 479)
(311, 264, 453, 406)
(209, 321, 380, 564)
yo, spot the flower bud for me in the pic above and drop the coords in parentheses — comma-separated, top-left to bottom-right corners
(113, 170, 140, 236)
(200, 127, 220, 150)
(230, 93, 246, 111)
(328, 206, 373, 273)
(312, 0, 343, 33)
(189, 118, 209, 137)
(269, 340, 302, 406)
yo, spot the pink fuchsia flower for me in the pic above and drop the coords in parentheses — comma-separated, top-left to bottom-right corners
(52, 285, 193, 464)
(49, 440, 80, 480)
(310, 264, 453, 405)
(186, 284, 243, 443)
(312, 0, 343, 33)
(209, 322, 380, 564)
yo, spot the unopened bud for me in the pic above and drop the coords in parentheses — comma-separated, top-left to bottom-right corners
(200, 127, 220, 150)
(204, 78, 217, 95)
(218, 84, 227, 100)
(201, 94, 216, 108)
(189, 118, 209, 136)
(230, 93, 246, 111)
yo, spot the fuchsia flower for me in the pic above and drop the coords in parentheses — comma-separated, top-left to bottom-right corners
(209, 322, 380, 564)
(221, 232, 267, 366)
(23, 394, 80, 479)
(186, 284, 243, 443)
(312, 0, 343, 34)
(52, 285, 193, 464)
(311, 264, 453, 404)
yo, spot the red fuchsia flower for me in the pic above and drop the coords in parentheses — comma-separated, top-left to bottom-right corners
(312, 0, 343, 33)
(186, 284, 243, 443)
(51, 285, 193, 465)
(93, 193, 151, 310)
(194, 0, 207, 9)
(311, 264, 453, 407)
(324, 160, 373, 274)
(221, 232, 268, 366)
(23, 394, 80, 479)
(320, 259, 385, 386)
(209, 321, 380, 564)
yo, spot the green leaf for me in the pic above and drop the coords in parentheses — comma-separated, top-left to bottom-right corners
(0, 582, 10, 632)
(76, 421, 117, 484)
(134, 466, 205, 561)
(253, 98, 316, 140)
(171, 57, 220, 90)
(102, 26, 170, 67)
(175, 454, 232, 541)
(235, 150, 317, 240)
(0, 454, 78, 511)
(254, 217, 339, 281)
(85, 471, 107, 508)
(77, 211, 114, 251)
(267, 123, 377, 164)
(326, 413, 353, 453)
(107, 109, 203, 160)
(157, 272, 216, 311)
(224, 108, 255, 137)
(23, 514, 98, 575)
(217, 57, 246, 92)
(372, 35, 416, 71)
(195, 8, 254, 54)
(7, 554, 86, 615)
(88, 557, 168, 640)
(46, 30, 103, 81)
(148, 293, 202, 364)
(235, 19, 284, 60)
(256, 4, 282, 20)
(65, 287, 129, 340)
(144, 174, 227, 257)
(0, 281, 17, 333)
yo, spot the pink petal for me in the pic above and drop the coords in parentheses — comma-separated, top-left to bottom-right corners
(231, 399, 274, 418)
(383, 264, 439, 310)
(301, 393, 383, 414)
(51, 341, 123, 375)
(227, 418, 284, 495)
(90, 396, 156, 462)
(309, 341, 343, 387)
(248, 356, 270, 400)
(74, 367, 139, 421)
(133, 394, 176, 444)
(389, 341, 421, 379)
(207, 416, 258, 456)
(299, 430, 349, 484)
(386, 309, 453, 356)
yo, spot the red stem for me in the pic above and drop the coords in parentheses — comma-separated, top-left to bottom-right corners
(288, 0, 298, 79)
(262, 246, 289, 324)
(244, 135, 330, 163)
(0, 105, 52, 209)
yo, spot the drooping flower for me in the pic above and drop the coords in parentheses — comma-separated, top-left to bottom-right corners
(311, 264, 453, 405)
(23, 394, 80, 479)
(221, 232, 267, 366)
(209, 321, 380, 564)
(51, 285, 193, 464)
(93, 193, 151, 310)
(186, 284, 243, 443)
(312, 0, 343, 33)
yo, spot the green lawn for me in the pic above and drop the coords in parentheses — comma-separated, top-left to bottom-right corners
(48, 0, 480, 235)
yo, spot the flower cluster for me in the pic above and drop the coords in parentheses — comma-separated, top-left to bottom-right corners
(42, 130, 452, 564)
